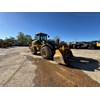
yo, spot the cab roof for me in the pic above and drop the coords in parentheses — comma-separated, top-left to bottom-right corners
(35, 32, 47, 35)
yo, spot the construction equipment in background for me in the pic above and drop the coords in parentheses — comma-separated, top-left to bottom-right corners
(68, 41, 90, 49)
(29, 32, 73, 65)
(68, 40, 100, 49)
(88, 40, 100, 49)
(72, 42, 90, 49)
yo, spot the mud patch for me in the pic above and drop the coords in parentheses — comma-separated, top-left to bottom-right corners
(33, 57, 100, 87)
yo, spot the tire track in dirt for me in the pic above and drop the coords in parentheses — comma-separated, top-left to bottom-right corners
(2, 58, 26, 87)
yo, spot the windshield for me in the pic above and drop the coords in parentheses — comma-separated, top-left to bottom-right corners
(34, 34, 47, 41)
(41, 35, 47, 41)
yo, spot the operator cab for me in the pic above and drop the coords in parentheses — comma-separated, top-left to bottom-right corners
(34, 32, 48, 42)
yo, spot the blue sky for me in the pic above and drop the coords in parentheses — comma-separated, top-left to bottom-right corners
(0, 12, 100, 42)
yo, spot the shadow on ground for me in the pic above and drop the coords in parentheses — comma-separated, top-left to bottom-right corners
(67, 57, 100, 71)
(27, 52, 100, 72)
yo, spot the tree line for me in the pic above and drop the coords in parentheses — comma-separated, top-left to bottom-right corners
(0, 32, 32, 47)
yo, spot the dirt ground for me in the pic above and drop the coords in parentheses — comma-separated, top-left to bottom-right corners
(0, 47, 100, 87)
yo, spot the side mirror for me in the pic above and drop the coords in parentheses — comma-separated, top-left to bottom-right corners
(48, 35, 50, 38)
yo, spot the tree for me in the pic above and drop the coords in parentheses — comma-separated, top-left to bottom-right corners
(17, 32, 26, 44)
(4, 37, 16, 47)
(4, 37, 16, 43)
(0, 39, 4, 48)
(25, 34, 32, 44)
(17, 32, 32, 45)
(0, 39, 3, 42)
(54, 36, 60, 45)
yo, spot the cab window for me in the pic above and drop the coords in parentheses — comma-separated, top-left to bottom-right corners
(41, 35, 47, 41)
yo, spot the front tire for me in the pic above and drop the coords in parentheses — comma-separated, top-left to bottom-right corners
(41, 46, 52, 59)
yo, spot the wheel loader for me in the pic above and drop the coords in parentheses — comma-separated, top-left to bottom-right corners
(29, 32, 73, 65)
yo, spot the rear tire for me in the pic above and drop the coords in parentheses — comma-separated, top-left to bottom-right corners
(41, 46, 52, 59)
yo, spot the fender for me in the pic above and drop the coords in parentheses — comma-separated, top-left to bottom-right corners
(41, 43, 54, 50)
(41, 43, 55, 55)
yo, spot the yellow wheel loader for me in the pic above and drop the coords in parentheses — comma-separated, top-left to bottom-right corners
(29, 32, 73, 65)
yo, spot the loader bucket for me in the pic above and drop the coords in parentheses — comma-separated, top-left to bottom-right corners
(54, 48, 73, 65)
(54, 49, 66, 65)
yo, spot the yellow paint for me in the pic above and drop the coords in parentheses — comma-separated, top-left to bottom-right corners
(97, 42, 100, 47)
(54, 49, 65, 65)
(55, 50, 62, 56)
(62, 45, 65, 51)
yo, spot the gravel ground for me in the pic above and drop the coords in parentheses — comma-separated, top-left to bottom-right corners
(0, 47, 37, 86)
(0, 47, 100, 87)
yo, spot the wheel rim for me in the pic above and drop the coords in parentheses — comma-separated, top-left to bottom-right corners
(42, 49, 46, 57)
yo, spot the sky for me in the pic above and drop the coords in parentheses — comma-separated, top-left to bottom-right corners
(0, 12, 100, 42)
